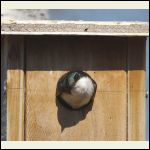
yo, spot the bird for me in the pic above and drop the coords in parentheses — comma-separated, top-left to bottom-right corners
(56, 71, 97, 110)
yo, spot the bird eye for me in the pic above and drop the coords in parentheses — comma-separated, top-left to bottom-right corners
(74, 73, 79, 81)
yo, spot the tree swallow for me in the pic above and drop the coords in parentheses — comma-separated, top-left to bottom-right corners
(56, 71, 97, 110)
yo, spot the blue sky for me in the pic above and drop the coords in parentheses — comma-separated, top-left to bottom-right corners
(48, 9, 149, 21)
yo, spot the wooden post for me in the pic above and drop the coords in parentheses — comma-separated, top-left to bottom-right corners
(6, 36, 25, 141)
(128, 37, 146, 140)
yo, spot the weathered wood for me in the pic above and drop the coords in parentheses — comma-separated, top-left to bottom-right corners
(92, 91, 127, 140)
(1, 20, 149, 36)
(128, 92, 146, 140)
(2, 22, 147, 141)
(25, 36, 127, 140)
(1, 36, 7, 141)
(127, 37, 146, 140)
(6, 36, 25, 141)
(7, 89, 25, 140)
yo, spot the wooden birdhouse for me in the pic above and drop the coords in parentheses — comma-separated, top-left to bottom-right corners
(1, 20, 149, 141)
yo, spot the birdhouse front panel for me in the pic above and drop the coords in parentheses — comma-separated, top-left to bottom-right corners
(24, 36, 127, 140)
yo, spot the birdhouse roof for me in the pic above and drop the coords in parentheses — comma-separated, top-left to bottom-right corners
(1, 20, 149, 37)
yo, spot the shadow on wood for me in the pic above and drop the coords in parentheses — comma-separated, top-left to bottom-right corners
(6, 35, 146, 71)
(55, 97, 94, 132)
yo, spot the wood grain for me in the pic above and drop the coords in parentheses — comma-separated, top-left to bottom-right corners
(6, 36, 25, 141)
(25, 71, 127, 141)
(92, 91, 127, 140)
(25, 36, 127, 140)
(127, 37, 146, 140)
(128, 92, 146, 140)
(7, 89, 25, 140)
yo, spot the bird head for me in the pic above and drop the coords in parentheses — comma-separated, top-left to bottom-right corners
(68, 72, 80, 87)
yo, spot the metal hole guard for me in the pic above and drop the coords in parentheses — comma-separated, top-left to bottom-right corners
(56, 71, 97, 110)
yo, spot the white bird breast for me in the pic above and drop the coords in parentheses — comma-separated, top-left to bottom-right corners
(61, 77, 94, 109)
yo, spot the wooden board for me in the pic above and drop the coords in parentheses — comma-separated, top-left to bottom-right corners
(7, 89, 25, 140)
(127, 37, 146, 140)
(6, 36, 25, 141)
(25, 36, 127, 140)
(1, 20, 149, 36)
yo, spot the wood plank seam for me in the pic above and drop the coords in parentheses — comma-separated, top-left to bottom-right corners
(24, 36, 27, 141)
(126, 37, 129, 141)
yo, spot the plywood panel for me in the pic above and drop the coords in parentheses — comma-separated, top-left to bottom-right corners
(6, 36, 25, 141)
(93, 92, 127, 140)
(26, 89, 126, 141)
(25, 36, 127, 71)
(94, 71, 126, 92)
(128, 37, 146, 140)
(25, 36, 127, 140)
